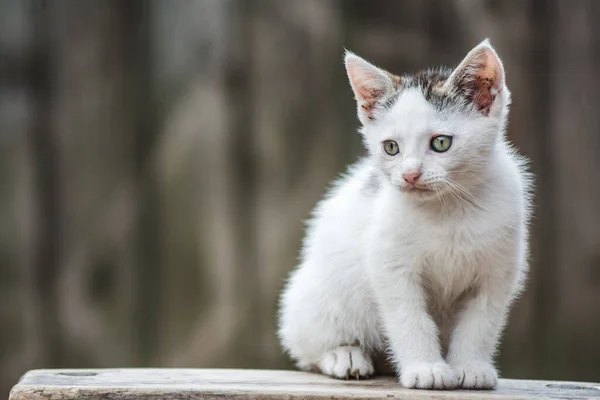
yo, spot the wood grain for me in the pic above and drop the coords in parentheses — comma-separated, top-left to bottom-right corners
(9, 369, 600, 400)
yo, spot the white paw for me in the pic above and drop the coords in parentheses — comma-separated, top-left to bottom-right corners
(318, 346, 374, 379)
(400, 362, 458, 390)
(453, 361, 498, 389)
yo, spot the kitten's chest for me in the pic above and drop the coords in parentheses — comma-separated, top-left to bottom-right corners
(403, 210, 500, 294)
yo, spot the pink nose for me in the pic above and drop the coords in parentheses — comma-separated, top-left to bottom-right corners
(402, 171, 422, 184)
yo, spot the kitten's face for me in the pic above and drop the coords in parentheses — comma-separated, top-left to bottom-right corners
(346, 40, 511, 201)
(366, 84, 502, 200)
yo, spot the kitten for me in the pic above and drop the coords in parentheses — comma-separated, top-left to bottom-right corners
(277, 39, 533, 390)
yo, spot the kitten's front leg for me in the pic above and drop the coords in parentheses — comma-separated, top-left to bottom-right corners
(370, 267, 458, 390)
(446, 274, 517, 390)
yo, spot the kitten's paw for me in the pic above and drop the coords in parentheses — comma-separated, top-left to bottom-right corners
(453, 361, 498, 389)
(318, 346, 374, 379)
(400, 362, 458, 390)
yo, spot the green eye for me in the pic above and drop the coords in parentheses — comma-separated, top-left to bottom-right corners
(430, 135, 453, 153)
(383, 140, 399, 156)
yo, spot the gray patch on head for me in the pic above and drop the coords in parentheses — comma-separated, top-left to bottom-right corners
(383, 67, 472, 114)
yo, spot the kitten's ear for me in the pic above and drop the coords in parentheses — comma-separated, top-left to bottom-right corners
(445, 39, 506, 116)
(345, 51, 400, 124)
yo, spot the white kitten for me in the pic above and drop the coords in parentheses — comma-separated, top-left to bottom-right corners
(278, 39, 533, 390)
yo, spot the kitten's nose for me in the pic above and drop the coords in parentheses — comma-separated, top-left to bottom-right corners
(402, 170, 422, 185)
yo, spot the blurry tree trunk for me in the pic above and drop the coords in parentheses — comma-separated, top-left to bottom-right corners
(118, 0, 163, 365)
(528, 0, 558, 375)
(548, 0, 600, 379)
(222, 0, 261, 364)
(27, 0, 63, 367)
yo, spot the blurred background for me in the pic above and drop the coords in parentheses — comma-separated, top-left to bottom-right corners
(1, 0, 600, 395)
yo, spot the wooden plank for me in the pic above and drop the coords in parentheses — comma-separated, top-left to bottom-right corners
(9, 368, 600, 400)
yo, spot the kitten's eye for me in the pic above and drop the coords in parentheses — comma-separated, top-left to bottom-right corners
(430, 135, 453, 153)
(383, 140, 399, 156)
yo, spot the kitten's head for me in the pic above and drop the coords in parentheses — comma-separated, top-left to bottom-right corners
(345, 39, 510, 201)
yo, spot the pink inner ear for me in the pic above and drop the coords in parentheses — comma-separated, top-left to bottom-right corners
(347, 59, 386, 103)
(347, 60, 390, 120)
(347, 68, 386, 102)
(472, 49, 504, 116)
(358, 85, 385, 102)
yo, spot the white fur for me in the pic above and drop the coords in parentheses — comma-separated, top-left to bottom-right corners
(278, 40, 533, 390)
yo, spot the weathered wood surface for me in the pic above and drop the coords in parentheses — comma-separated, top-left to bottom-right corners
(9, 369, 600, 400)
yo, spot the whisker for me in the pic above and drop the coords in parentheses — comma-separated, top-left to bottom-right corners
(433, 186, 448, 216)
(440, 178, 491, 212)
